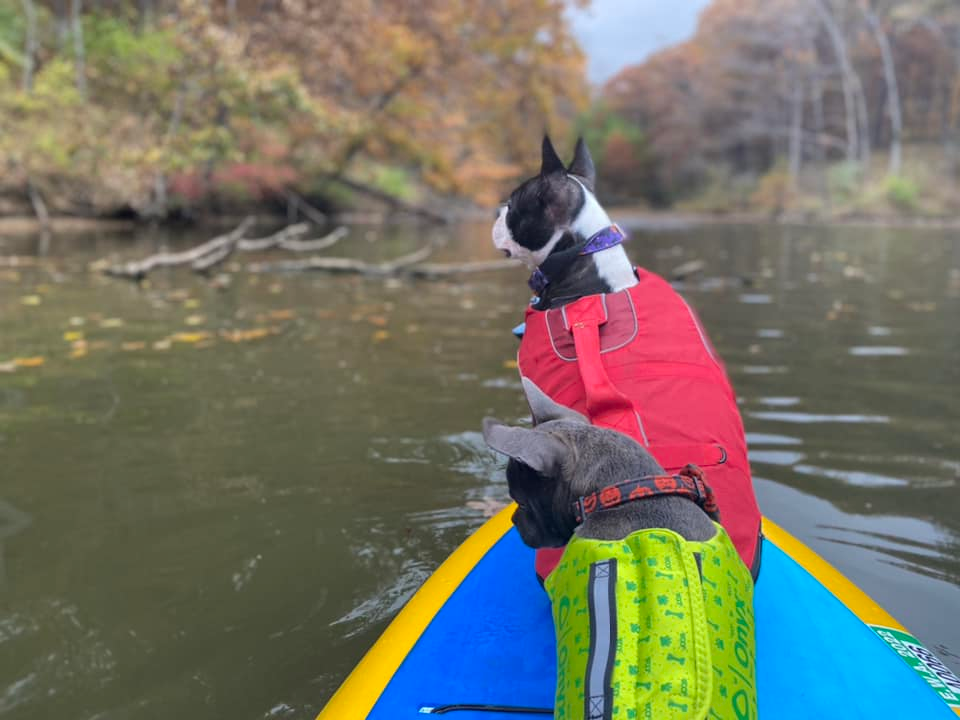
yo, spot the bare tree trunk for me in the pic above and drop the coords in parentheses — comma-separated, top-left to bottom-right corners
(811, 68, 832, 209)
(20, 0, 37, 92)
(788, 75, 804, 192)
(71, 0, 87, 100)
(853, 73, 871, 172)
(861, 3, 903, 176)
(55, 0, 69, 48)
(812, 0, 860, 166)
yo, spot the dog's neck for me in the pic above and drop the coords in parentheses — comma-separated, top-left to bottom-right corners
(535, 178, 637, 310)
(575, 495, 717, 544)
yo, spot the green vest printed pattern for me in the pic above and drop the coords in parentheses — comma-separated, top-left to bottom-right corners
(544, 524, 756, 720)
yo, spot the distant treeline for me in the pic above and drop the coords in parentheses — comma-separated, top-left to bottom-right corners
(585, 0, 960, 216)
(0, 0, 586, 221)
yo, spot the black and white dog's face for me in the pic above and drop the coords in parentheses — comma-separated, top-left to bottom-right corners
(492, 136, 607, 270)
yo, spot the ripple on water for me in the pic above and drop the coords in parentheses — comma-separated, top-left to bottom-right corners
(848, 346, 909, 357)
(756, 397, 801, 407)
(739, 293, 773, 304)
(748, 411, 890, 424)
(756, 328, 784, 338)
(793, 464, 909, 487)
(740, 365, 788, 375)
(749, 450, 806, 466)
(745, 432, 803, 446)
(329, 560, 432, 638)
(867, 326, 894, 336)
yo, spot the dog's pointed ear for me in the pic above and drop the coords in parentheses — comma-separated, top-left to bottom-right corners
(483, 417, 567, 475)
(567, 137, 596, 191)
(521, 377, 589, 426)
(540, 134, 565, 176)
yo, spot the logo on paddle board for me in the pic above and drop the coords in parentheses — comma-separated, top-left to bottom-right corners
(871, 625, 960, 710)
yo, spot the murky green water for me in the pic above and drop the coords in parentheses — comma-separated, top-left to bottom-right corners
(1, 220, 959, 719)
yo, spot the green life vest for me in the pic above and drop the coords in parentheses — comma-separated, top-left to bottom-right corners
(544, 524, 756, 720)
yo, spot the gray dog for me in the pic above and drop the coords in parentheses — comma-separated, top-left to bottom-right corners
(484, 377, 756, 720)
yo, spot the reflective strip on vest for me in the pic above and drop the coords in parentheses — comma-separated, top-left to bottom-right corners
(544, 525, 756, 720)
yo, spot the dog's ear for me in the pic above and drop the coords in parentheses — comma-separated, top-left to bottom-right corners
(567, 137, 596, 191)
(482, 417, 567, 475)
(540, 134, 565, 176)
(521, 377, 589, 426)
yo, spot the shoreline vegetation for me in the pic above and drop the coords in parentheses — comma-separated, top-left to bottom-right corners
(3, 1, 960, 234)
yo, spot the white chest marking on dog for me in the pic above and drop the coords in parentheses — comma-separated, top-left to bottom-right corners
(569, 177, 638, 293)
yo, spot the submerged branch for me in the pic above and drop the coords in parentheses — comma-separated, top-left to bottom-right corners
(103, 217, 255, 280)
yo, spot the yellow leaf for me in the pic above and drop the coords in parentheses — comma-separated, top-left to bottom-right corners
(69, 347, 87, 360)
(100, 318, 125, 328)
(21, 295, 41, 306)
(367, 315, 389, 327)
(14, 356, 45, 367)
(183, 298, 200, 309)
(220, 327, 272, 343)
(268, 309, 295, 320)
(170, 332, 211, 344)
(502, 359, 518, 369)
(121, 341, 147, 351)
(63, 331, 84, 342)
(372, 330, 391, 342)
(184, 314, 206, 326)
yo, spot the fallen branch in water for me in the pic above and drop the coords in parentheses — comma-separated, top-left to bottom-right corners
(99, 221, 348, 280)
(103, 217, 256, 280)
(248, 250, 521, 279)
(247, 242, 437, 275)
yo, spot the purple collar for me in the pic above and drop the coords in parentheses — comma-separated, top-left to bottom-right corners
(528, 224, 626, 295)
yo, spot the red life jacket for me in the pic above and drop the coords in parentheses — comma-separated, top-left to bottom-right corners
(517, 268, 762, 582)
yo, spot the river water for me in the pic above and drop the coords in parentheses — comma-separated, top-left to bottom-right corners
(1, 219, 958, 719)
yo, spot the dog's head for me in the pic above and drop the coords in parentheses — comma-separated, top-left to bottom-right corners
(492, 136, 606, 270)
(482, 378, 664, 548)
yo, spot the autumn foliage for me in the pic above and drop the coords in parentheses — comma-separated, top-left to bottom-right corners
(0, 0, 588, 218)
(591, 0, 960, 214)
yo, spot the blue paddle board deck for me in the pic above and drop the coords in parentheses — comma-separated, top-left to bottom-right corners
(320, 509, 960, 719)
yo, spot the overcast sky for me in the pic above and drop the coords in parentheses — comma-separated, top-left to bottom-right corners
(568, 0, 711, 85)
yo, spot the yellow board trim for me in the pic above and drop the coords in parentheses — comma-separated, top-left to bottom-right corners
(316, 504, 516, 720)
(319, 513, 959, 718)
(761, 517, 906, 631)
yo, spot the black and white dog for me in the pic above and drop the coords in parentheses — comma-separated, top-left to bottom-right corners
(492, 136, 637, 310)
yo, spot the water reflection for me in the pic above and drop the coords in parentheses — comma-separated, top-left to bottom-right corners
(1, 220, 959, 719)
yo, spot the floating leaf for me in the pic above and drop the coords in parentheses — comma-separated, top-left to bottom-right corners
(14, 356, 45, 368)
(268, 309, 295, 321)
(68, 316, 86, 327)
(153, 339, 172, 351)
(372, 330, 391, 342)
(268, 283, 283, 294)
(170, 331, 212, 344)
(63, 331, 85, 342)
(0, 360, 17, 373)
(367, 315, 388, 327)
(316, 309, 335, 319)
(121, 341, 147, 351)
(183, 298, 200, 309)
(21, 295, 41, 306)
(100, 318, 125, 328)
(69, 347, 88, 360)
(184, 314, 206, 326)
(502, 359, 518, 369)
(220, 327, 274, 343)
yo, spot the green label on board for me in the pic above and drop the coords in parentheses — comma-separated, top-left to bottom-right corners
(870, 626, 960, 709)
